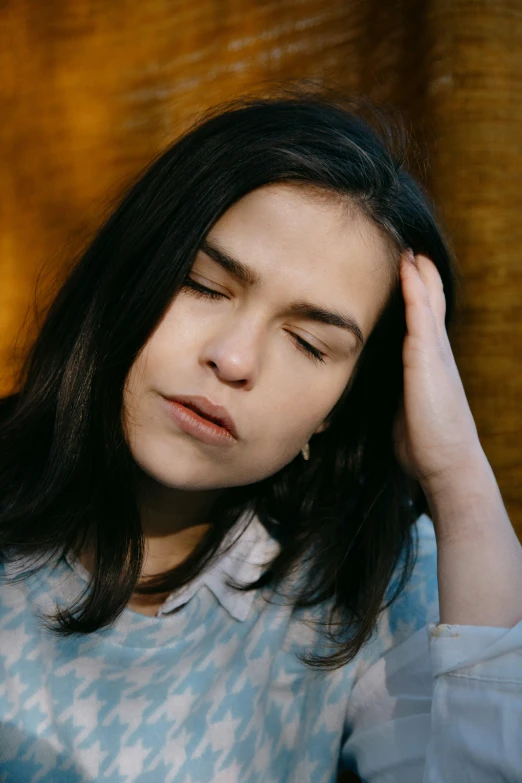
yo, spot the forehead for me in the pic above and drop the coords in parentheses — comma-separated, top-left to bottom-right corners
(206, 183, 398, 334)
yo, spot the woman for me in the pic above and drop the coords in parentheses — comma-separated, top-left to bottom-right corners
(0, 86, 521, 782)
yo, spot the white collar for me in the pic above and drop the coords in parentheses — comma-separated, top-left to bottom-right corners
(157, 510, 281, 621)
(64, 510, 281, 622)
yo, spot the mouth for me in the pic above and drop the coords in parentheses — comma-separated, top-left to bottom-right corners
(181, 402, 228, 429)
(163, 395, 238, 440)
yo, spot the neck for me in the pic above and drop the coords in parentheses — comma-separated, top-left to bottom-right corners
(135, 469, 223, 574)
(77, 467, 225, 613)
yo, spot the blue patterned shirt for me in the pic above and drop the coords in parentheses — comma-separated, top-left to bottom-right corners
(0, 513, 521, 782)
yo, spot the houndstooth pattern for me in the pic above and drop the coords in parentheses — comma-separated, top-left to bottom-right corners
(0, 514, 438, 782)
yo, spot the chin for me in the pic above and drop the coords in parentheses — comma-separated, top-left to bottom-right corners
(128, 446, 232, 491)
(127, 431, 294, 491)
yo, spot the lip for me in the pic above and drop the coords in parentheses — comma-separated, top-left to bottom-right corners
(162, 394, 238, 442)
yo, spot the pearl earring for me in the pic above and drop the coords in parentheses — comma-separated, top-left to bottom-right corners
(301, 442, 310, 461)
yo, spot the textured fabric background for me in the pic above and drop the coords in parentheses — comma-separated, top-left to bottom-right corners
(0, 7, 520, 778)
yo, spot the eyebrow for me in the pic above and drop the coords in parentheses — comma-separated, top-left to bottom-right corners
(199, 239, 365, 346)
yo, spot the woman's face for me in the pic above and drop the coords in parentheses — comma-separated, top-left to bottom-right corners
(123, 183, 396, 490)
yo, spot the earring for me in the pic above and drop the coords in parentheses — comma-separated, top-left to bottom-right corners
(301, 441, 310, 461)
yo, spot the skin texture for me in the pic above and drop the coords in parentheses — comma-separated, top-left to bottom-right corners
(120, 184, 396, 611)
(393, 253, 522, 628)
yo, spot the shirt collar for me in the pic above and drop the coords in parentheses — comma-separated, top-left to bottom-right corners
(64, 510, 281, 623)
(158, 510, 281, 621)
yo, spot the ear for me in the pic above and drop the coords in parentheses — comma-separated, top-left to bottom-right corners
(314, 420, 329, 435)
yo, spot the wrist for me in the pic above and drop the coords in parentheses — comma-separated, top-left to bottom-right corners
(421, 446, 491, 507)
(421, 449, 522, 627)
(421, 449, 502, 544)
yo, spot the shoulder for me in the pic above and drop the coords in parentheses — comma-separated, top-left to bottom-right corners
(354, 513, 439, 678)
(386, 513, 439, 637)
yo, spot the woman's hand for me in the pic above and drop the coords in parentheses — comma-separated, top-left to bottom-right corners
(392, 251, 483, 496)
(393, 251, 522, 627)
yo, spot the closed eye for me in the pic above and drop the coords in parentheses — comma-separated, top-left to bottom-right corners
(182, 278, 227, 301)
(286, 332, 326, 363)
(181, 277, 327, 364)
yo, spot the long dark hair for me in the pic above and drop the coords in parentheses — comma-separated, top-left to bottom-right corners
(0, 83, 459, 670)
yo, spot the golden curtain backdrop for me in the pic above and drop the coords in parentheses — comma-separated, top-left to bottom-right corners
(1, 0, 521, 550)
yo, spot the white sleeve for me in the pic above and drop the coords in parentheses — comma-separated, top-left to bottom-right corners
(340, 618, 522, 783)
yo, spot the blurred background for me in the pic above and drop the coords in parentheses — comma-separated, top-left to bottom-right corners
(1, 4, 521, 526)
(0, 2, 521, 780)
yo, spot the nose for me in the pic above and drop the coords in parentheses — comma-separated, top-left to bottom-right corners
(199, 317, 264, 389)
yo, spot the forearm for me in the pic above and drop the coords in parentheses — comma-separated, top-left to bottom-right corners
(424, 450, 522, 628)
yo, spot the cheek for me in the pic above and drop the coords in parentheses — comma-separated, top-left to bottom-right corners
(257, 375, 347, 447)
(124, 322, 184, 399)
(123, 351, 149, 407)
(121, 345, 160, 440)
(121, 366, 143, 447)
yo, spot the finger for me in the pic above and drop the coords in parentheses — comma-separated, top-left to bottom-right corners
(400, 251, 440, 347)
(413, 254, 454, 356)
(415, 254, 447, 328)
(401, 251, 453, 359)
